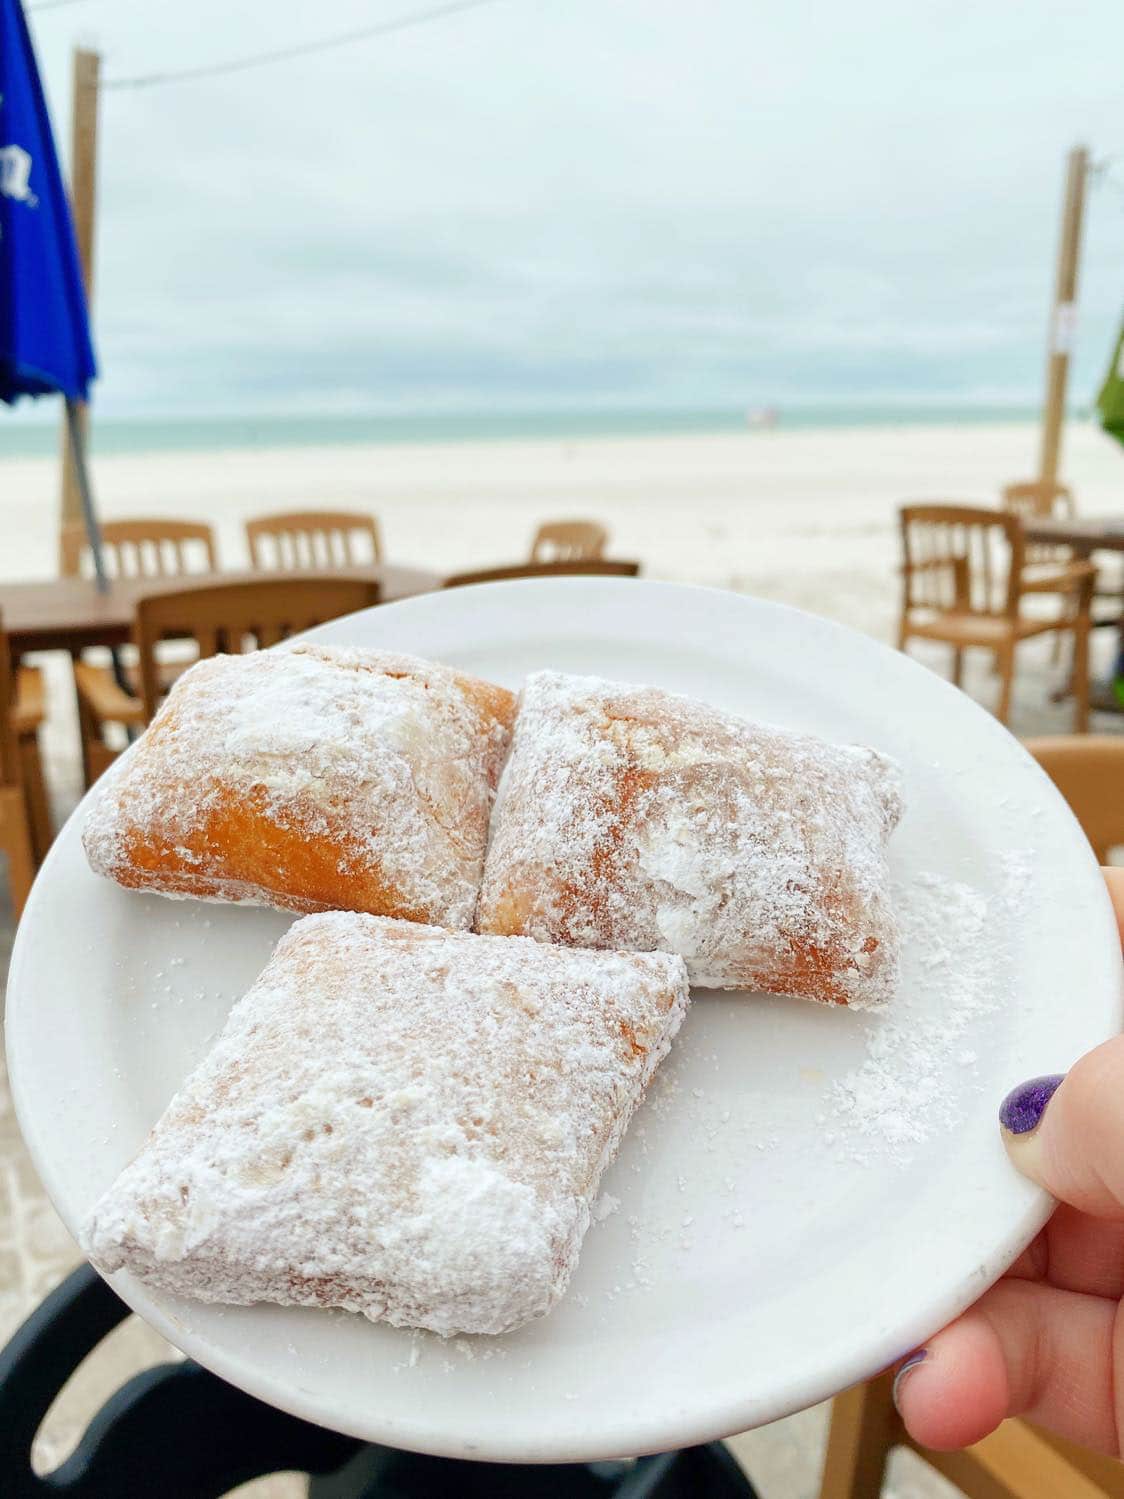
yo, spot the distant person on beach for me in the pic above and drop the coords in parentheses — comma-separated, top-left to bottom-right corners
(744, 406, 779, 429)
(893, 866, 1124, 1455)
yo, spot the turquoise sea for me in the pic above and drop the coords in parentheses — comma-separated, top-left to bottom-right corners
(1, 403, 1044, 460)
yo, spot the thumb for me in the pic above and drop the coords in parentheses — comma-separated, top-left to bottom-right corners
(1001, 1037, 1124, 1218)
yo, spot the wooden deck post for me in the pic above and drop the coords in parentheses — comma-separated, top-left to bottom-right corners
(1038, 145, 1090, 491)
(58, 48, 101, 572)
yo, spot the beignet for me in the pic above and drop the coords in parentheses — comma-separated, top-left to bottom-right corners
(82, 913, 689, 1336)
(476, 670, 903, 1006)
(83, 645, 515, 927)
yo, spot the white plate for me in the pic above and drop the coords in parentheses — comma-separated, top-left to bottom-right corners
(7, 579, 1122, 1464)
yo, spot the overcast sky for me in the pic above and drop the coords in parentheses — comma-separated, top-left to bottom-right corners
(17, 0, 1124, 419)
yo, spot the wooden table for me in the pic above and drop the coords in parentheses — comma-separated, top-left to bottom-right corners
(0, 564, 442, 655)
(1022, 515, 1124, 555)
(1023, 516, 1124, 713)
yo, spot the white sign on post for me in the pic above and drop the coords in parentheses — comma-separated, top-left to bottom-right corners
(1052, 301, 1078, 355)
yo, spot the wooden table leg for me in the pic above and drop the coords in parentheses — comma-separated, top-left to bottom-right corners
(0, 784, 36, 918)
(818, 1374, 903, 1499)
(16, 732, 53, 865)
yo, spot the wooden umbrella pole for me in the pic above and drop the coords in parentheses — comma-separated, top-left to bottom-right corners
(64, 400, 132, 700)
(1038, 145, 1090, 491)
(58, 48, 100, 571)
(64, 399, 108, 591)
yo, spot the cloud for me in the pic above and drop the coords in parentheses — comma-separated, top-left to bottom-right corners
(18, 0, 1124, 418)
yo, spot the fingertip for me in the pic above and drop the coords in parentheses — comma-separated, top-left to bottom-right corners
(999, 1074, 1065, 1138)
(1015, 1038, 1124, 1219)
(999, 1074, 1064, 1191)
(893, 1316, 1009, 1450)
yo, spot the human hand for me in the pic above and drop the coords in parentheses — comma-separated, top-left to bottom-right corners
(893, 866, 1124, 1453)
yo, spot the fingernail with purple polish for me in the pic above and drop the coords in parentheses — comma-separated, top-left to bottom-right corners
(892, 1350, 927, 1410)
(999, 1074, 1065, 1136)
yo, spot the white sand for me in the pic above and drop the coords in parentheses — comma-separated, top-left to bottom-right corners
(3, 418, 1123, 815)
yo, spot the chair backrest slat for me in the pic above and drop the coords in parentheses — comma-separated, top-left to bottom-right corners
(196, 623, 221, 663)
(977, 522, 993, 613)
(443, 559, 640, 588)
(899, 503, 1022, 621)
(1002, 480, 1076, 567)
(133, 577, 381, 721)
(941, 524, 958, 608)
(530, 520, 608, 564)
(256, 622, 285, 649)
(245, 511, 382, 571)
(1002, 479, 1074, 519)
(60, 519, 218, 580)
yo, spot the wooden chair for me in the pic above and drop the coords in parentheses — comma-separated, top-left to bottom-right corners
(1001, 480, 1083, 589)
(819, 1369, 1124, 1499)
(1001, 478, 1074, 519)
(1, 616, 52, 918)
(60, 518, 217, 578)
(444, 559, 640, 588)
(67, 519, 219, 786)
(72, 577, 382, 772)
(246, 511, 382, 570)
(1025, 736, 1124, 863)
(898, 504, 1094, 731)
(530, 520, 608, 563)
(1001, 482, 1090, 662)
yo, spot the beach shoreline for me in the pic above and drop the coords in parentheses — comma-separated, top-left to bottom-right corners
(3, 419, 1120, 623)
(0, 404, 1053, 460)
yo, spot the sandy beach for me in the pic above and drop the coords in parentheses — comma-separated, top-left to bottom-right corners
(4, 420, 1122, 630)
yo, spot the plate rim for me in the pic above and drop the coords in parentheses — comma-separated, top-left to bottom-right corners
(7, 576, 1122, 1462)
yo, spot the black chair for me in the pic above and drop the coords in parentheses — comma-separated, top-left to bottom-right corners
(0, 1265, 761, 1499)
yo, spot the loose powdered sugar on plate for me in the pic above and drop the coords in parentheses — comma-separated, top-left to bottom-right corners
(388, 856, 1037, 1349)
(826, 854, 1033, 1163)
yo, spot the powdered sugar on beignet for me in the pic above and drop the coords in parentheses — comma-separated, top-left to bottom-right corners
(476, 671, 903, 1006)
(82, 913, 689, 1336)
(82, 645, 515, 927)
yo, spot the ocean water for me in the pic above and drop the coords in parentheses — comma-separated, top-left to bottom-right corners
(1, 403, 1043, 460)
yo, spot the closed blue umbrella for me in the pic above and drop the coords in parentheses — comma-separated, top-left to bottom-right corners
(1, 0, 107, 586)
